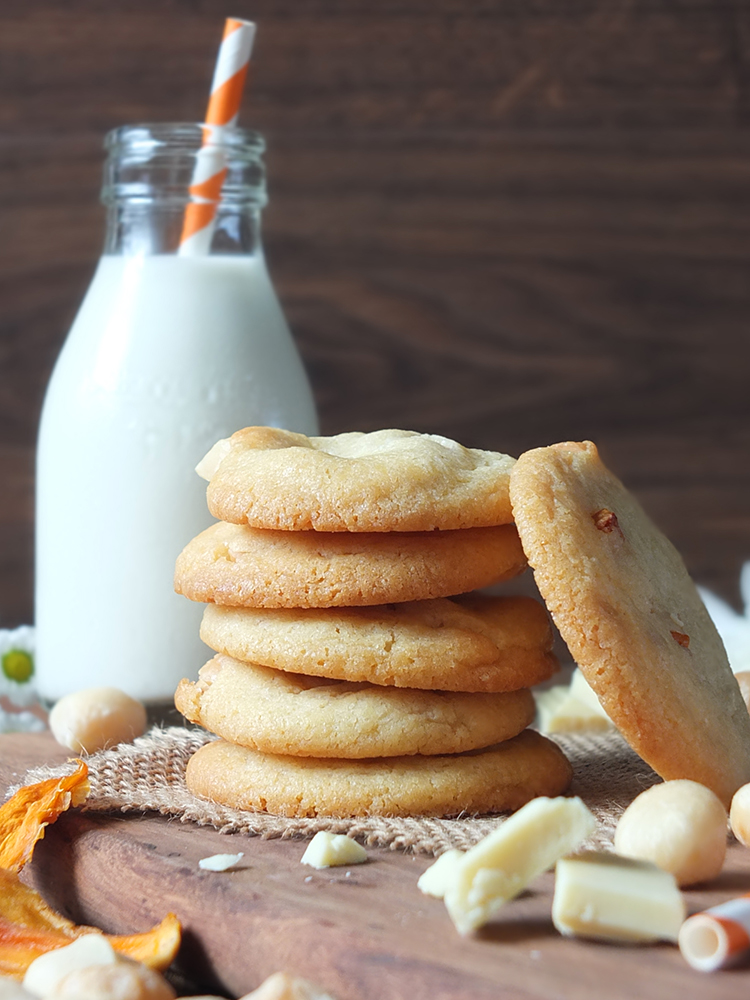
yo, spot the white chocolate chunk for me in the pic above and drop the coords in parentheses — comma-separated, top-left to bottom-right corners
(23, 934, 117, 997)
(300, 832, 367, 869)
(196, 437, 232, 480)
(49, 687, 147, 753)
(198, 852, 244, 871)
(534, 686, 568, 732)
(444, 796, 596, 935)
(541, 692, 611, 734)
(535, 671, 612, 735)
(569, 669, 612, 722)
(552, 851, 686, 943)
(417, 849, 465, 899)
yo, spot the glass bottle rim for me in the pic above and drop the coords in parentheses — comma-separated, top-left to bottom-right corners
(105, 122, 265, 155)
(102, 122, 267, 210)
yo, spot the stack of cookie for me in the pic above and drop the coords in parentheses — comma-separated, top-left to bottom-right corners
(173, 427, 573, 818)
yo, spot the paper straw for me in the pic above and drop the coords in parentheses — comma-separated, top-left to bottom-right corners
(679, 895, 750, 972)
(178, 17, 256, 256)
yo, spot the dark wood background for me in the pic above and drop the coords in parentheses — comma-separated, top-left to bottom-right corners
(1, 1, 749, 627)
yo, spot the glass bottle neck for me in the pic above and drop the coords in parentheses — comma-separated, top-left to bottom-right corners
(100, 123, 267, 257)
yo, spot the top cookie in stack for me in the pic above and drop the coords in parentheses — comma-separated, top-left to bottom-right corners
(173, 427, 572, 818)
(175, 427, 528, 607)
(197, 426, 515, 532)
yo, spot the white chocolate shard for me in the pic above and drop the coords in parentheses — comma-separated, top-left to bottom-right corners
(444, 796, 596, 935)
(300, 832, 367, 869)
(568, 668, 612, 721)
(417, 849, 465, 899)
(198, 852, 244, 871)
(534, 686, 569, 732)
(535, 671, 612, 735)
(195, 437, 232, 480)
(552, 851, 685, 943)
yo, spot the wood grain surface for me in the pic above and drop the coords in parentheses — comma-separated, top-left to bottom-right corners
(1, 731, 750, 1000)
(1, 2, 749, 626)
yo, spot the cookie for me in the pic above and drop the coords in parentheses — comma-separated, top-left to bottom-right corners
(510, 440, 750, 806)
(197, 426, 516, 532)
(199, 596, 558, 692)
(174, 521, 527, 608)
(175, 654, 536, 758)
(184, 729, 573, 817)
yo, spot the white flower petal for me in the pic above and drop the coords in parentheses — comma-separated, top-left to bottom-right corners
(699, 585, 750, 674)
(0, 626, 35, 657)
(0, 708, 46, 735)
(741, 563, 750, 617)
(699, 586, 742, 630)
(0, 626, 37, 703)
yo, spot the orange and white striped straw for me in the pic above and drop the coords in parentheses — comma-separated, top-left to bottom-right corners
(178, 17, 256, 256)
(679, 895, 750, 972)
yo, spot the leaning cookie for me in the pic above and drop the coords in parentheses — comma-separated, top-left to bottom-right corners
(175, 521, 527, 608)
(199, 596, 558, 692)
(197, 426, 516, 532)
(175, 654, 536, 758)
(185, 729, 572, 818)
(510, 440, 750, 807)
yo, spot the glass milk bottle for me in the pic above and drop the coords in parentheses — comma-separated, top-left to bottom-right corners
(35, 124, 318, 710)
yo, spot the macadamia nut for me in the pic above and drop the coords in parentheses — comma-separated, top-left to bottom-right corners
(730, 782, 750, 847)
(239, 973, 336, 1000)
(49, 687, 147, 753)
(23, 934, 117, 997)
(179, 974, 338, 1000)
(614, 779, 727, 886)
(50, 961, 175, 1000)
(0, 976, 35, 1000)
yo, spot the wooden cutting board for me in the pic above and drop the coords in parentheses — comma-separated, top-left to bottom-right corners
(2, 731, 750, 1000)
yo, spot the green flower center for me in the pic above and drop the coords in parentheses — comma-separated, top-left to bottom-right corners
(2, 649, 34, 684)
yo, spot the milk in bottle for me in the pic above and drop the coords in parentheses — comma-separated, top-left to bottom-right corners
(35, 124, 318, 708)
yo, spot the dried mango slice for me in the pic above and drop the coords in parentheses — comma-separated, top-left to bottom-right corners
(0, 868, 180, 979)
(0, 867, 79, 937)
(0, 766, 180, 978)
(0, 761, 89, 873)
(107, 914, 182, 971)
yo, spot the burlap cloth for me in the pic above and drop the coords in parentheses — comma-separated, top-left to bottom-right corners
(19, 726, 661, 855)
